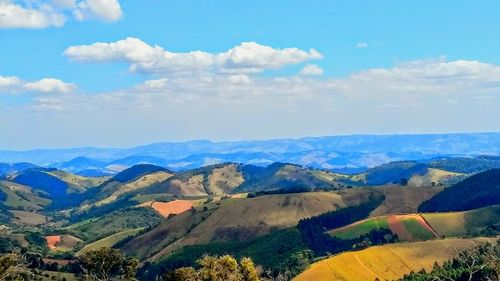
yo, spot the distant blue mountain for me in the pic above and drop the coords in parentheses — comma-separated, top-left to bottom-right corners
(0, 162, 39, 178)
(0, 133, 499, 171)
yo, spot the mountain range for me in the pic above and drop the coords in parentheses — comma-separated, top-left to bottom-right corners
(1, 133, 499, 175)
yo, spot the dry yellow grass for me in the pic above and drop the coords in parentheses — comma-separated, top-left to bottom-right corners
(0, 180, 51, 210)
(423, 212, 467, 237)
(96, 171, 172, 205)
(168, 174, 206, 196)
(48, 170, 109, 192)
(370, 185, 441, 217)
(294, 237, 495, 281)
(207, 164, 244, 195)
(9, 210, 47, 225)
(123, 192, 348, 260)
(408, 168, 463, 187)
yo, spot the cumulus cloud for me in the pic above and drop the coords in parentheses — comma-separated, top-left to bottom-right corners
(300, 64, 324, 76)
(64, 38, 323, 74)
(25, 78, 76, 93)
(0, 75, 75, 94)
(330, 58, 500, 102)
(0, 1, 66, 29)
(3, 58, 500, 148)
(74, 0, 122, 22)
(0, 0, 122, 29)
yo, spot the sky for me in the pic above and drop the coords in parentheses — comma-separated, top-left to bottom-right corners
(1, 0, 500, 149)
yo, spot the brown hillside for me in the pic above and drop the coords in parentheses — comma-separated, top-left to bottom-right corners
(122, 190, 378, 260)
(370, 185, 442, 217)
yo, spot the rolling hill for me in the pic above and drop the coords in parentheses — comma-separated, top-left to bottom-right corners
(419, 168, 500, 212)
(120, 189, 378, 260)
(328, 206, 499, 242)
(328, 214, 439, 242)
(0, 180, 51, 211)
(0, 162, 39, 178)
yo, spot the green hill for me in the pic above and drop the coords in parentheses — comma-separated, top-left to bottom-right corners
(419, 169, 500, 212)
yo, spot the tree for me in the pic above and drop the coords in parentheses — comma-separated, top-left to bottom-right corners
(240, 258, 259, 281)
(77, 247, 138, 281)
(123, 258, 139, 281)
(164, 255, 260, 281)
(198, 255, 241, 281)
(0, 253, 18, 280)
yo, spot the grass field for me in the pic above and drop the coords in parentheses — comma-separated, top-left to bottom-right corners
(9, 210, 47, 225)
(0, 180, 51, 210)
(95, 171, 173, 206)
(329, 217, 390, 240)
(408, 168, 464, 187)
(328, 214, 438, 241)
(370, 185, 442, 217)
(122, 190, 378, 260)
(423, 205, 500, 237)
(132, 193, 174, 204)
(76, 228, 144, 255)
(294, 237, 496, 281)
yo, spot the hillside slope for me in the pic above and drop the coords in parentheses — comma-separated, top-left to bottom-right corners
(294, 237, 496, 281)
(121, 189, 378, 260)
(419, 169, 500, 212)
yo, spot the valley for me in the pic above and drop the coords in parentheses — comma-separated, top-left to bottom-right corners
(0, 156, 499, 281)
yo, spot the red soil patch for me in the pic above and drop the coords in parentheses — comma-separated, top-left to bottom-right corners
(46, 235, 61, 250)
(387, 215, 413, 241)
(151, 200, 194, 217)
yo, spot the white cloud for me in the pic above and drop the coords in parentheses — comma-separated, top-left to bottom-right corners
(25, 78, 76, 93)
(331, 58, 500, 102)
(356, 42, 369, 48)
(64, 38, 323, 74)
(74, 0, 122, 22)
(3, 58, 500, 148)
(0, 75, 75, 94)
(0, 1, 66, 29)
(218, 42, 322, 73)
(0, 75, 22, 93)
(300, 64, 324, 76)
(0, 0, 122, 29)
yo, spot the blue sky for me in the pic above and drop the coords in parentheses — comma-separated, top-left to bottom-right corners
(1, 0, 500, 149)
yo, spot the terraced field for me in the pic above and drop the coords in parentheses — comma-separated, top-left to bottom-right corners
(294, 237, 496, 281)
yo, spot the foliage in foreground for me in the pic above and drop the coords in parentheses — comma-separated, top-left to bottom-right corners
(399, 240, 500, 281)
(78, 247, 138, 281)
(165, 255, 259, 281)
(140, 228, 312, 280)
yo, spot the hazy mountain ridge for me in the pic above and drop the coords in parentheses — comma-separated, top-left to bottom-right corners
(1, 133, 499, 174)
